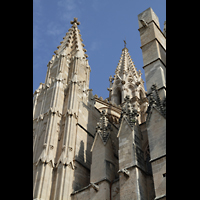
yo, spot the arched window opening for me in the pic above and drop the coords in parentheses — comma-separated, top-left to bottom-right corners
(113, 88, 122, 105)
(117, 89, 122, 105)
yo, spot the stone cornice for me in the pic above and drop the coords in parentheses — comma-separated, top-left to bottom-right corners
(71, 178, 111, 196)
(33, 107, 80, 122)
(118, 163, 152, 177)
(94, 95, 122, 113)
(142, 57, 166, 70)
(33, 108, 63, 122)
(140, 37, 166, 52)
(138, 20, 166, 39)
(33, 78, 67, 97)
(149, 154, 166, 163)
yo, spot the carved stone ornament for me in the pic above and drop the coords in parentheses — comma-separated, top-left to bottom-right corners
(95, 110, 112, 145)
(119, 95, 139, 127)
(146, 84, 166, 122)
(118, 168, 130, 177)
(66, 109, 78, 119)
(55, 149, 75, 169)
(138, 70, 142, 77)
(35, 145, 54, 167)
(33, 108, 63, 122)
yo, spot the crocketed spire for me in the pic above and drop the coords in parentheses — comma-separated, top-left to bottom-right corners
(115, 46, 139, 81)
(54, 17, 88, 59)
(108, 42, 145, 106)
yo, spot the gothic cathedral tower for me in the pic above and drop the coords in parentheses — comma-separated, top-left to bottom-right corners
(138, 8, 166, 200)
(33, 7, 165, 199)
(33, 18, 99, 200)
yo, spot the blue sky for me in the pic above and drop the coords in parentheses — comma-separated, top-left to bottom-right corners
(33, 0, 166, 99)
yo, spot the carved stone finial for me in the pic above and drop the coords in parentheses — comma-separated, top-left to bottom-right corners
(120, 95, 139, 127)
(123, 39, 127, 48)
(70, 17, 80, 25)
(109, 75, 113, 83)
(109, 75, 114, 88)
(151, 84, 157, 91)
(96, 110, 112, 145)
(138, 70, 142, 76)
(146, 83, 166, 121)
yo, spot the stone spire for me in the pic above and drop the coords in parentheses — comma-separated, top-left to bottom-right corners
(42, 17, 91, 97)
(33, 17, 91, 200)
(114, 45, 138, 82)
(108, 43, 146, 105)
(107, 42, 148, 124)
(54, 17, 88, 59)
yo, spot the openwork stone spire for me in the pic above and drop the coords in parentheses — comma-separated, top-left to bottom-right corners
(120, 95, 139, 127)
(95, 110, 112, 145)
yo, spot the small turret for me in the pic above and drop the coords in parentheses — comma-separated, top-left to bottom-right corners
(108, 42, 148, 124)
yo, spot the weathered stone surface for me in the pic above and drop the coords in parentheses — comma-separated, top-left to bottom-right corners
(138, 7, 160, 29)
(138, 7, 166, 200)
(33, 7, 165, 199)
